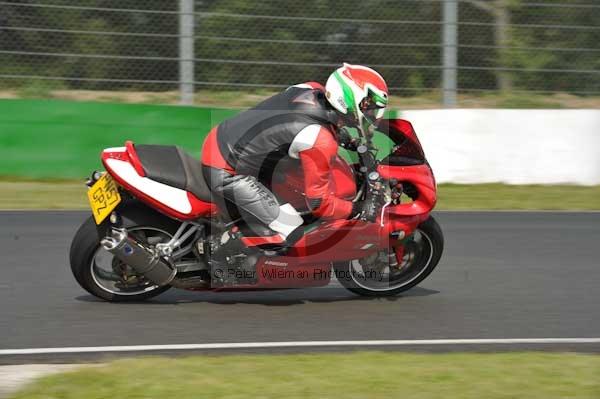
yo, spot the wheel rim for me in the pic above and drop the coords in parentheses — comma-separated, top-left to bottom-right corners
(90, 227, 172, 296)
(348, 229, 434, 292)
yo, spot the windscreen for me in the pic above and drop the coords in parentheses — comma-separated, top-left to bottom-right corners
(336, 119, 426, 166)
(375, 119, 426, 166)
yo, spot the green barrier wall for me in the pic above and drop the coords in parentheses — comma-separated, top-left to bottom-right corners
(0, 99, 239, 178)
(0, 99, 397, 179)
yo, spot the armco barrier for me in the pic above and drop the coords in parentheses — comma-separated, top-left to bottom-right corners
(400, 109, 600, 186)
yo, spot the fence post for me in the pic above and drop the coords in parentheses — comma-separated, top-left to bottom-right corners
(179, 0, 195, 105)
(442, 0, 458, 107)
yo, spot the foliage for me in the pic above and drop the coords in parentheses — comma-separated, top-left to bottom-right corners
(0, 1, 598, 95)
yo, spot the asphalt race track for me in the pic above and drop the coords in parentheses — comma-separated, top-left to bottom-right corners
(1, 211, 599, 362)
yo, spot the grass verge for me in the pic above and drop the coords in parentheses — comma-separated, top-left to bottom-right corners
(0, 181, 87, 210)
(437, 183, 600, 210)
(10, 352, 600, 399)
(1, 181, 599, 210)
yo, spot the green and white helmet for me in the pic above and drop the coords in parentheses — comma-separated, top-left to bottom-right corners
(325, 63, 389, 132)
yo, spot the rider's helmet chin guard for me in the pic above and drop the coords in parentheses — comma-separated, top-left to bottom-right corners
(325, 63, 389, 136)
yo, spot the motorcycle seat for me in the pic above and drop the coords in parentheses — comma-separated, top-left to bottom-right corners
(132, 144, 213, 203)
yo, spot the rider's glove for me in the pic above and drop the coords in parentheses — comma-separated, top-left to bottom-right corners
(337, 128, 359, 151)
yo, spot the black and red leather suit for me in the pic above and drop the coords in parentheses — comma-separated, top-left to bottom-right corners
(201, 82, 353, 245)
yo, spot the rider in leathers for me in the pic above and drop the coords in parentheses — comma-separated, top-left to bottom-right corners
(201, 63, 389, 266)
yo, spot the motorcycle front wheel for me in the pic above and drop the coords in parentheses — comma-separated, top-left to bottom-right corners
(333, 216, 444, 297)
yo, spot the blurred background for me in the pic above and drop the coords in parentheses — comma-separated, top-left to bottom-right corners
(1, 3, 600, 397)
(0, 0, 599, 208)
(1, 0, 599, 107)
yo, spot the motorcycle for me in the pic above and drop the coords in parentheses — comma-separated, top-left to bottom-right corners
(70, 118, 443, 302)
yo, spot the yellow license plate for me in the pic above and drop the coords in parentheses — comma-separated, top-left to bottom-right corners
(87, 173, 121, 224)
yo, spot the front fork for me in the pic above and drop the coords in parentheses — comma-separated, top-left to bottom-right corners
(391, 246, 404, 268)
(388, 229, 416, 270)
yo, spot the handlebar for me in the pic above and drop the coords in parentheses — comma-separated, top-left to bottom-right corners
(356, 144, 378, 172)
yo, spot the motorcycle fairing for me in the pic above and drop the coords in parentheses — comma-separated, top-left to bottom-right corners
(255, 261, 333, 288)
(217, 217, 424, 291)
(378, 163, 437, 217)
(376, 118, 437, 220)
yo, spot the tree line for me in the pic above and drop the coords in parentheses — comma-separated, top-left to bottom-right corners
(1, 0, 598, 95)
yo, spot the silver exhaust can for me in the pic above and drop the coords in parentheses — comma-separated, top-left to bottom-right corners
(100, 228, 176, 286)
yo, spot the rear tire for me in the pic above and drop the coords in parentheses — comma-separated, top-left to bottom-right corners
(69, 203, 178, 302)
(334, 216, 444, 297)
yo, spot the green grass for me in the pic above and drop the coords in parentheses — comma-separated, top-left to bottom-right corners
(437, 183, 600, 210)
(10, 352, 600, 399)
(0, 181, 598, 210)
(0, 180, 86, 209)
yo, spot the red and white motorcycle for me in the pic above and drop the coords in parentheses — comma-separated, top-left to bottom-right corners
(70, 118, 443, 302)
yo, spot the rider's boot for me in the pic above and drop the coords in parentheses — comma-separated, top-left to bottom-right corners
(210, 220, 304, 286)
(209, 231, 256, 286)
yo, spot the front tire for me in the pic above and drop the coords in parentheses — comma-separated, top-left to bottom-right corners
(334, 216, 444, 297)
(69, 203, 178, 302)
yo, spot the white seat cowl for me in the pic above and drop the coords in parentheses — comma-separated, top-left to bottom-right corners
(105, 158, 192, 214)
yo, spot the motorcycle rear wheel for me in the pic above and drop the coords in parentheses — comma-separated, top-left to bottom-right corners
(69, 203, 179, 302)
(333, 216, 444, 297)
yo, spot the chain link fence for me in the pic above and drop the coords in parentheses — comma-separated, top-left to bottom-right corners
(1, 0, 599, 107)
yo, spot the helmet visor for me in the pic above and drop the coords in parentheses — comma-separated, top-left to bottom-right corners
(360, 90, 387, 124)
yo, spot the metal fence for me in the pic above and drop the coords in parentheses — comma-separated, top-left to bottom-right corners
(1, 0, 599, 106)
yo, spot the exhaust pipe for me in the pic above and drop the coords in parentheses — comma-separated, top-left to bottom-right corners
(100, 228, 176, 286)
